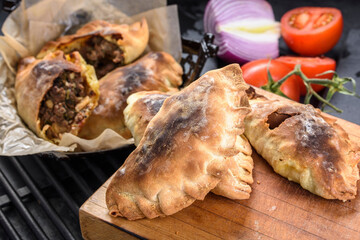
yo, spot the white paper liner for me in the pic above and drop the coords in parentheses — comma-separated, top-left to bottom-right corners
(0, 0, 182, 156)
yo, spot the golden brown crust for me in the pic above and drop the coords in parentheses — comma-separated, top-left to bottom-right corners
(125, 90, 253, 199)
(37, 19, 149, 65)
(244, 98, 360, 200)
(124, 91, 171, 146)
(106, 64, 253, 220)
(78, 51, 183, 139)
(15, 51, 99, 143)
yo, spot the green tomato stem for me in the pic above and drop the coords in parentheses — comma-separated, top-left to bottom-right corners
(263, 61, 358, 113)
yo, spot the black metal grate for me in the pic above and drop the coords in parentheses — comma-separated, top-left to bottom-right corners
(0, 146, 135, 240)
(0, 33, 217, 239)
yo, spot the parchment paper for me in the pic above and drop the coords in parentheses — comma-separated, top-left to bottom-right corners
(0, 0, 182, 156)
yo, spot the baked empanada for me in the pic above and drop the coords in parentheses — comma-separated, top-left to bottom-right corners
(78, 51, 183, 139)
(15, 50, 99, 143)
(124, 91, 171, 146)
(37, 19, 149, 78)
(124, 90, 253, 199)
(244, 95, 360, 201)
(106, 64, 253, 220)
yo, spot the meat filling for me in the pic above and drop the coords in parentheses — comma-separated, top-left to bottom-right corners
(78, 36, 125, 78)
(39, 71, 91, 140)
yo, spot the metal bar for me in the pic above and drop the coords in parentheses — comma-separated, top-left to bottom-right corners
(86, 161, 108, 183)
(0, 208, 21, 240)
(34, 156, 79, 217)
(59, 161, 93, 197)
(0, 168, 48, 240)
(0, 186, 31, 208)
(11, 157, 75, 240)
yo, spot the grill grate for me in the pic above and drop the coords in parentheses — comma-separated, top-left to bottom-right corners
(0, 33, 217, 239)
(0, 148, 133, 240)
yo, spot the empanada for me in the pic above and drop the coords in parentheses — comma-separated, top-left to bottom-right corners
(78, 52, 183, 139)
(15, 50, 99, 143)
(124, 90, 253, 199)
(106, 64, 253, 220)
(37, 19, 149, 78)
(124, 91, 171, 146)
(244, 95, 360, 201)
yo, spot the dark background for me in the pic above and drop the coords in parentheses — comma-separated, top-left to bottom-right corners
(1, 0, 359, 123)
(0, 1, 359, 123)
(169, 0, 360, 124)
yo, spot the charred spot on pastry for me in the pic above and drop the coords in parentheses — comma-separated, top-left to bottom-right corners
(266, 111, 298, 129)
(143, 94, 169, 115)
(294, 115, 342, 183)
(295, 118, 334, 154)
(149, 52, 165, 62)
(134, 84, 212, 173)
(32, 61, 64, 78)
(121, 65, 149, 95)
(148, 98, 166, 115)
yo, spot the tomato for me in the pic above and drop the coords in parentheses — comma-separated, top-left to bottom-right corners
(276, 56, 336, 95)
(241, 59, 300, 101)
(281, 7, 343, 56)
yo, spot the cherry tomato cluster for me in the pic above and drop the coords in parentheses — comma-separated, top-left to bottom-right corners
(241, 7, 342, 101)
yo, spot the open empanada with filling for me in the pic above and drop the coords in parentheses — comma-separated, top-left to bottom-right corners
(244, 93, 360, 201)
(78, 51, 183, 139)
(37, 19, 149, 78)
(106, 64, 253, 220)
(15, 50, 99, 143)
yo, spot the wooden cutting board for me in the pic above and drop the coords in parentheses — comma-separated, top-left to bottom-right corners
(79, 88, 360, 240)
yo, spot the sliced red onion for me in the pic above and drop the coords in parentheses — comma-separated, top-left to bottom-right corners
(204, 0, 280, 63)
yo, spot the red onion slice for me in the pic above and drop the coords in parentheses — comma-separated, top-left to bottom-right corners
(204, 0, 280, 63)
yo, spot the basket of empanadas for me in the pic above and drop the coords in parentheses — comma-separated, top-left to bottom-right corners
(0, 0, 217, 155)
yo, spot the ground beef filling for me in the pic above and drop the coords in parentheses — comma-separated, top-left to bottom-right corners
(39, 71, 89, 140)
(78, 36, 125, 78)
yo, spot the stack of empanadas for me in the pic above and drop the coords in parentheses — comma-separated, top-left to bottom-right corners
(106, 64, 254, 220)
(106, 66, 359, 221)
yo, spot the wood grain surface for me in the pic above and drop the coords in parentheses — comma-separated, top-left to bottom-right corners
(80, 88, 360, 240)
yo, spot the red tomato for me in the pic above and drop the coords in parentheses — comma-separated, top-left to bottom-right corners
(276, 56, 336, 95)
(241, 59, 300, 101)
(281, 7, 343, 56)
